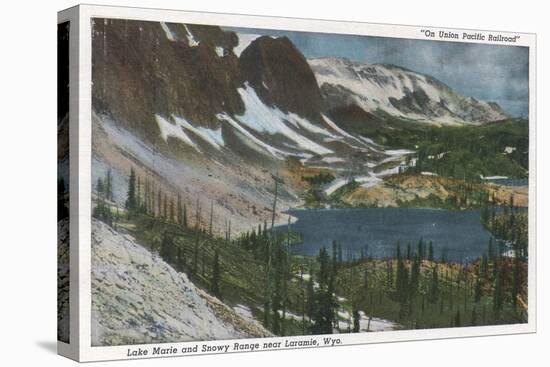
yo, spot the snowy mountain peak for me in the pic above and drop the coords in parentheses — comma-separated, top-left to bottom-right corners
(309, 57, 509, 124)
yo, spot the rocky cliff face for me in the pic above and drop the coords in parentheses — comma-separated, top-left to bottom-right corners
(92, 19, 244, 140)
(93, 19, 510, 148)
(240, 36, 324, 121)
(92, 20, 329, 145)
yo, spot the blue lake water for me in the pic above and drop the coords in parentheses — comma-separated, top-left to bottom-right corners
(487, 178, 528, 186)
(279, 208, 497, 263)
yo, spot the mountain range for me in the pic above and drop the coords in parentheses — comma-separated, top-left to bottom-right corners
(91, 19, 511, 232)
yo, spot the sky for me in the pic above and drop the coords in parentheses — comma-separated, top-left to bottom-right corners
(227, 27, 529, 117)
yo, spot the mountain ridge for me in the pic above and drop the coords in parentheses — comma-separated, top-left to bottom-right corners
(308, 56, 509, 125)
(91, 21, 517, 236)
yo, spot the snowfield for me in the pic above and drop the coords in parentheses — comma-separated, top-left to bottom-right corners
(309, 57, 508, 124)
(155, 114, 198, 150)
(91, 219, 271, 346)
(236, 85, 334, 156)
(217, 113, 294, 159)
(155, 114, 225, 150)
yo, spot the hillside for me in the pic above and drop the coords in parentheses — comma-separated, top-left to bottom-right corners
(91, 219, 272, 346)
(327, 174, 528, 209)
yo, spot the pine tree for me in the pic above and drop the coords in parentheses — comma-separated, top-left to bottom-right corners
(209, 200, 214, 236)
(306, 265, 315, 322)
(105, 169, 113, 201)
(332, 241, 338, 274)
(410, 256, 420, 295)
(480, 253, 488, 279)
(474, 277, 482, 302)
(212, 249, 221, 299)
(169, 197, 175, 223)
(428, 266, 439, 304)
(512, 251, 521, 311)
(157, 188, 162, 218)
(395, 243, 409, 305)
(183, 203, 187, 228)
(136, 175, 141, 211)
(488, 237, 495, 261)
(493, 268, 503, 318)
(352, 308, 360, 333)
(318, 247, 330, 285)
(193, 228, 200, 275)
(163, 193, 168, 220)
(396, 242, 401, 260)
(160, 232, 175, 264)
(386, 259, 394, 289)
(428, 241, 434, 262)
(151, 182, 156, 217)
(125, 167, 137, 213)
(417, 238, 425, 260)
(454, 309, 461, 327)
(176, 246, 184, 272)
(97, 177, 104, 197)
(227, 220, 231, 242)
(177, 193, 183, 226)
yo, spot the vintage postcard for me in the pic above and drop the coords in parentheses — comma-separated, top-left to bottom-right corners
(58, 5, 536, 362)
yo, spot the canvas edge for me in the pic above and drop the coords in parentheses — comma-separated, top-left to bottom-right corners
(57, 5, 80, 362)
(64, 4, 537, 362)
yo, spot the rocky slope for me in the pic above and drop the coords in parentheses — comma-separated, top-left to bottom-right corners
(91, 219, 271, 346)
(240, 36, 323, 121)
(92, 18, 244, 138)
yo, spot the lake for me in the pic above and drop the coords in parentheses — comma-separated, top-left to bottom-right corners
(486, 178, 528, 186)
(279, 207, 498, 263)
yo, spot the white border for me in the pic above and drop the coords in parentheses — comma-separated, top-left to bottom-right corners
(58, 4, 537, 362)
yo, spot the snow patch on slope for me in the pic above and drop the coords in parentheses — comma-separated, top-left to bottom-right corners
(183, 24, 200, 47)
(215, 46, 225, 57)
(217, 113, 292, 159)
(156, 114, 225, 150)
(235, 86, 333, 155)
(233, 33, 261, 57)
(287, 112, 337, 138)
(321, 114, 367, 147)
(155, 115, 198, 150)
(173, 115, 224, 149)
(323, 157, 346, 163)
(160, 22, 176, 42)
